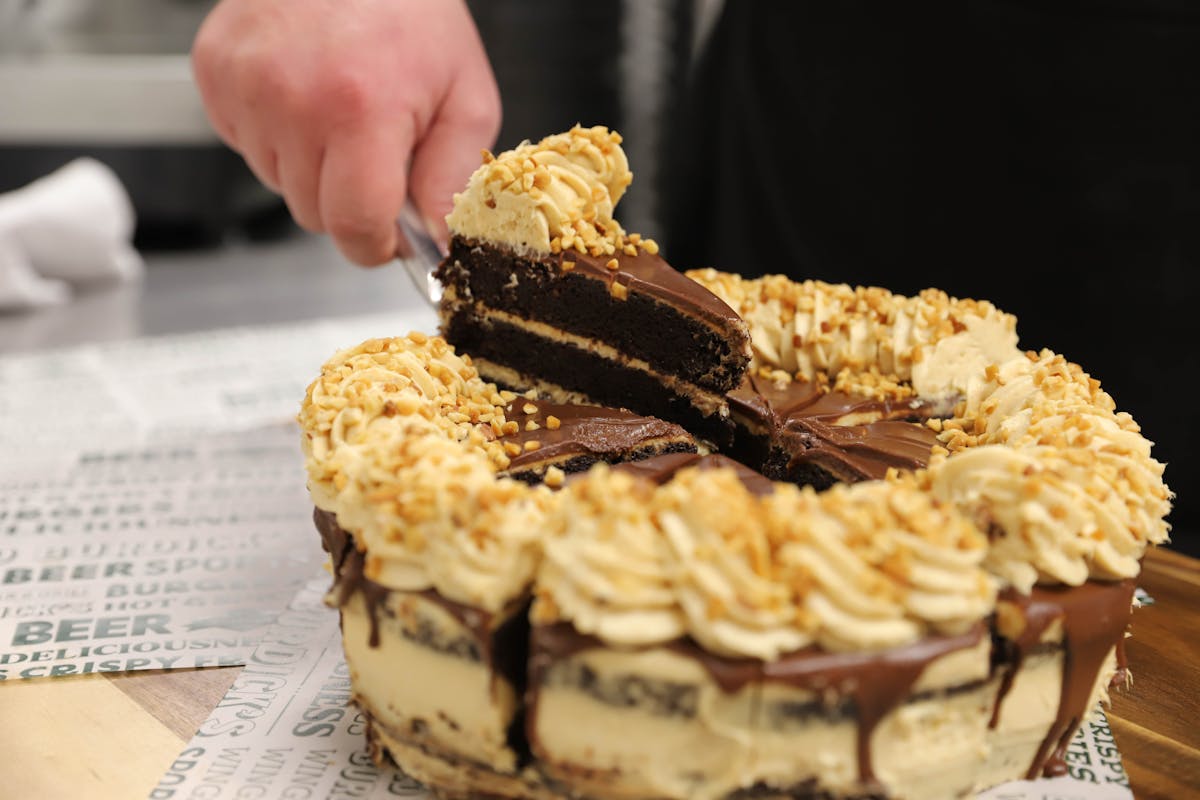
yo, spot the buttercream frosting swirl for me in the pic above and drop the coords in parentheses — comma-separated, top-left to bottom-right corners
(924, 350, 1172, 591)
(532, 465, 995, 658)
(446, 125, 636, 257)
(299, 333, 516, 509)
(535, 467, 686, 645)
(686, 270, 1021, 401)
(653, 469, 808, 659)
(332, 419, 549, 613)
(767, 477, 996, 652)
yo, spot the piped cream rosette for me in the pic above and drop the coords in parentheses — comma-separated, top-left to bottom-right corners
(331, 419, 550, 614)
(686, 269, 1022, 402)
(533, 465, 995, 660)
(685, 271, 1171, 593)
(922, 350, 1172, 592)
(445, 124, 637, 258)
(300, 333, 997, 658)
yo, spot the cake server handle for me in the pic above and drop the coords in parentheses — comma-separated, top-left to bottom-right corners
(395, 200, 444, 307)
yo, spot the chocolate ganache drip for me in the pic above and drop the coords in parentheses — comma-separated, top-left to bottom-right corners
(531, 620, 987, 788)
(989, 579, 1137, 779)
(314, 507, 389, 647)
(313, 507, 530, 690)
(761, 625, 988, 787)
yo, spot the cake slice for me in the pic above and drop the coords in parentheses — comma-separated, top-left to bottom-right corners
(435, 125, 752, 446)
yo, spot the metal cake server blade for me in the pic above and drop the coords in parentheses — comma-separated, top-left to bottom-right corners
(395, 200, 443, 307)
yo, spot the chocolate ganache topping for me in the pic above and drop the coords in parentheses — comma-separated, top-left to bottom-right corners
(609, 452, 776, 496)
(781, 419, 941, 483)
(498, 398, 694, 476)
(541, 243, 745, 333)
(529, 620, 989, 789)
(728, 372, 940, 483)
(991, 579, 1137, 779)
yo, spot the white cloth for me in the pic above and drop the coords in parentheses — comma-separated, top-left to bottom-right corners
(0, 158, 144, 311)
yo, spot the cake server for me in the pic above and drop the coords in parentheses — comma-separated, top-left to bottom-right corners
(395, 200, 443, 307)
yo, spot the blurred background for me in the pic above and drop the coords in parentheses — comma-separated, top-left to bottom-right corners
(0, 0, 276, 245)
(0, 0, 716, 376)
(0, 0, 713, 247)
(0, 0, 1194, 551)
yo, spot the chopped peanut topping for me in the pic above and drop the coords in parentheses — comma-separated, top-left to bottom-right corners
(544, 466, 566, 489)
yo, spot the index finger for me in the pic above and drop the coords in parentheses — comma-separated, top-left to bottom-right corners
(318, 119, 416, 267)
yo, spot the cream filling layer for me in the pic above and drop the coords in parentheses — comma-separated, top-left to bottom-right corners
(530, 637, 997, 800)
(751, 635, 994, 800)
(442, 301, 731, 418)
(532, 646, 757, 800)
(339, 590, 519, 774)
(343, 591, 1118, 799)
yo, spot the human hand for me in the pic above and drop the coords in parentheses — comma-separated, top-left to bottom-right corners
(191, 0, 501, 266)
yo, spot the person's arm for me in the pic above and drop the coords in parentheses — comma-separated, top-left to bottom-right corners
(191, 0, 501, 266)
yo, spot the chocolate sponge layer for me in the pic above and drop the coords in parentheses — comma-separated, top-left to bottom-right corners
(436, 237, 749, 394)
(443, 309, 737, 448)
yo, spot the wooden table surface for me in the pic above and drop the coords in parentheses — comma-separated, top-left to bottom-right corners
(1, 547, 1197, 800)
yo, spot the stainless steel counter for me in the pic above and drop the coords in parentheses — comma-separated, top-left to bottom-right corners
(0, 229, 429, 355)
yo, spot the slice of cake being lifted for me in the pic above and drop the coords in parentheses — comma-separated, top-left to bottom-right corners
(435, 125, 752, 447)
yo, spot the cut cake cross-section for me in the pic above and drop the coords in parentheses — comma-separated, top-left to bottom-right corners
(435, 125, 752, 447)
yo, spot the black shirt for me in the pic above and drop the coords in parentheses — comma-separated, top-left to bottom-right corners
(663, 1, 1200, 550)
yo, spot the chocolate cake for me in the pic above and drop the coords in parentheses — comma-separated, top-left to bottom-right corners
(435, 125, 752, 446)
(297, 127, 1173, 799)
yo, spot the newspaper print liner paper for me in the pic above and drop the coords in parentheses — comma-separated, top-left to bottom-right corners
(0, 311, 432, 678)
